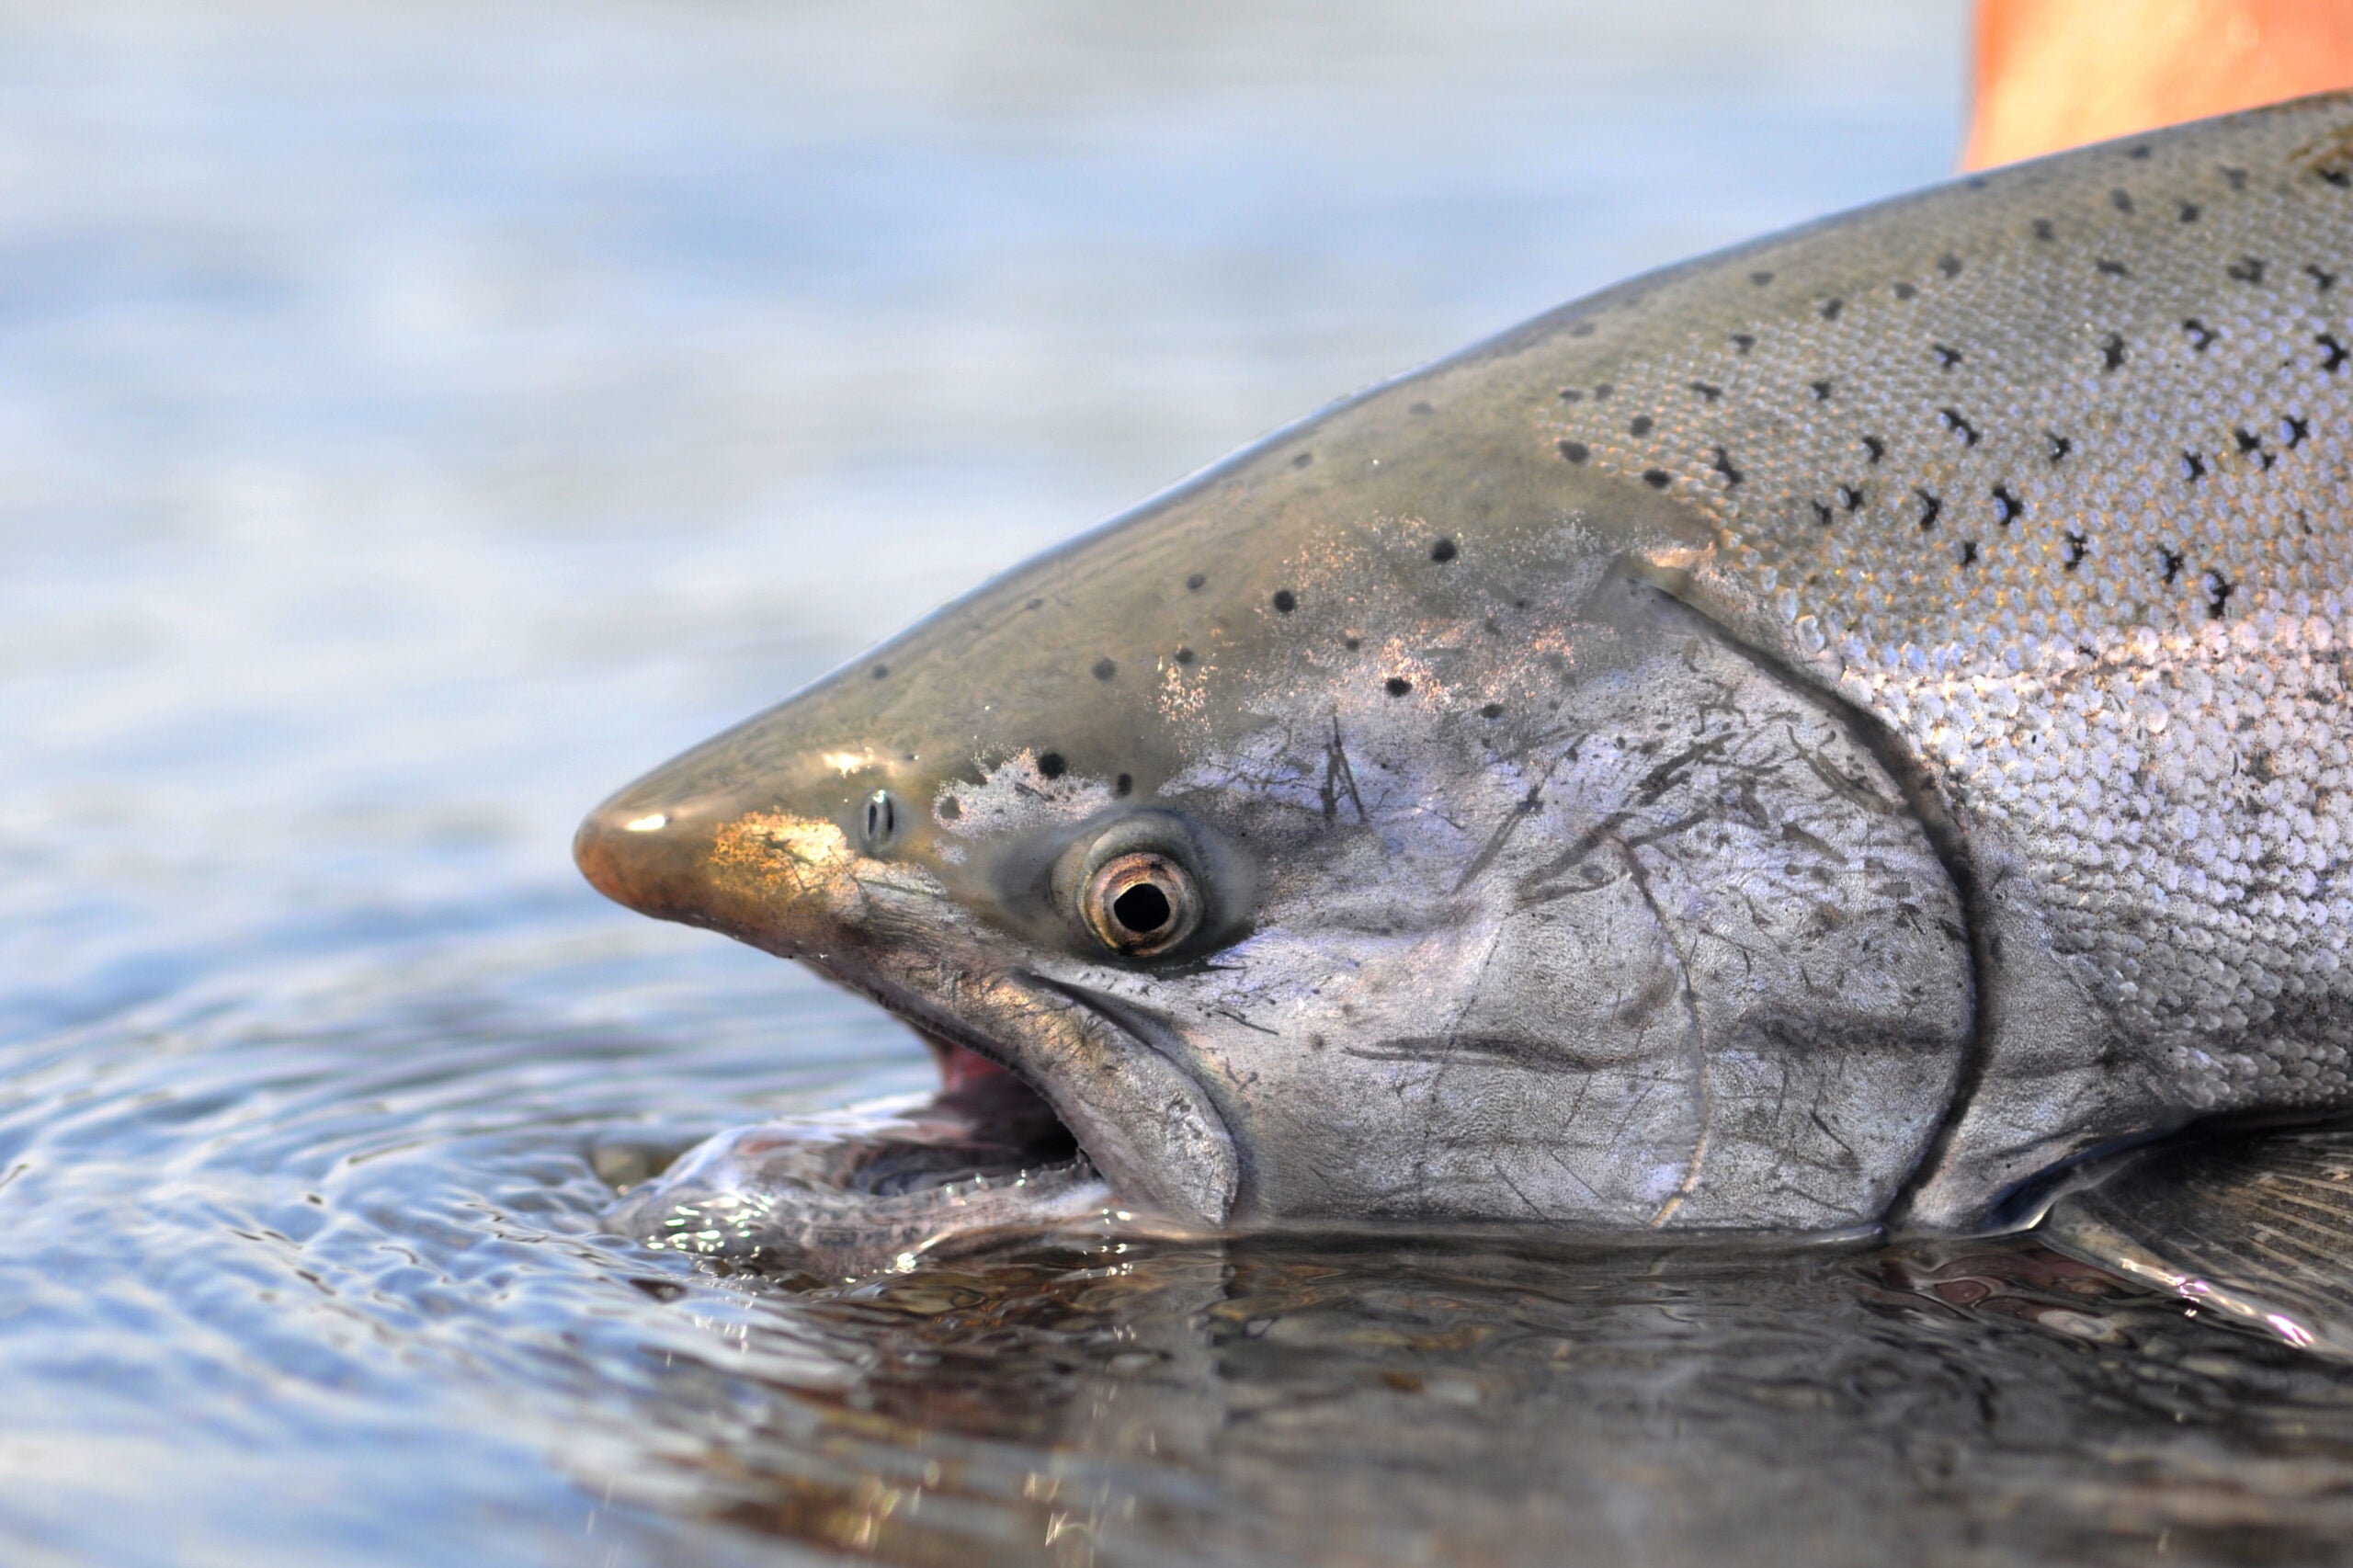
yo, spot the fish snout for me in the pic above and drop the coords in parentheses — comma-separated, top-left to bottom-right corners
(574, 791, 727, 927)
(574, 759, 870, 960)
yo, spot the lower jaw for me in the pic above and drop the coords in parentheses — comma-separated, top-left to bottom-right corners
(603, 1037, 1112, 1283)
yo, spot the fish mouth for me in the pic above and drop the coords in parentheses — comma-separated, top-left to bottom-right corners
(602, 1040, 1111, 1280)
(601, 976, 1213, 1281)
(802, 953, 1242, 1230)
(854, 1030, 1090, 1196)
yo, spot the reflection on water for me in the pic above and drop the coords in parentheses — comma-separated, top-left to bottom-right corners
(17, 2, 2352, 1564)
(674, 1238, 2353, 1566)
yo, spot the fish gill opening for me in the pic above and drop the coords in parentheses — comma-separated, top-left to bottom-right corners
(1668, 605, 1995, 1233)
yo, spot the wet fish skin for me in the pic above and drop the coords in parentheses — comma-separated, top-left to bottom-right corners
(580, 95, 2353, 1235)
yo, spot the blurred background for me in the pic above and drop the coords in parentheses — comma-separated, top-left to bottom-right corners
(0, 4, 1979, 1562)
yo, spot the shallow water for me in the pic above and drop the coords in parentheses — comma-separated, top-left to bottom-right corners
(13, 3, 2353, 1563)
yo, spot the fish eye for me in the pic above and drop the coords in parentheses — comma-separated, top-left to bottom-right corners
(861, 789, 900, 852)
(1081, 849, 1201, 957)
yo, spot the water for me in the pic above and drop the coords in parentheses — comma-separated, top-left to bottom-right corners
(12, 3, 2353, 1563)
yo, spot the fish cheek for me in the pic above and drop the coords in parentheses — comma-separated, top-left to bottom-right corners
(1185, 853, 1706, 1226)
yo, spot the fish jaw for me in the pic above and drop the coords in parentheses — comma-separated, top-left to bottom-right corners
(574, 783, 1240, 1228)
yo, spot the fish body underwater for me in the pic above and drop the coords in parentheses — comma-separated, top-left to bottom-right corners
(579, 96, 2353, 1278)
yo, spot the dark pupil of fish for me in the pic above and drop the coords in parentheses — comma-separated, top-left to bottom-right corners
(1111, 881, 1172, 935)
(864, 793, 894, 843)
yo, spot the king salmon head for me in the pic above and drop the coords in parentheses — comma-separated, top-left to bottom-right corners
(577, 340, 1977, 1237)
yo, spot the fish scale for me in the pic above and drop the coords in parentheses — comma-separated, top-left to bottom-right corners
(1534, 95, 2353, 1193)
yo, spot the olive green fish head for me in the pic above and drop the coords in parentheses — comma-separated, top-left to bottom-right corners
(580, 357, 1973, 1234)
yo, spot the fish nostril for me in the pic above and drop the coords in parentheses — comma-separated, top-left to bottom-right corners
(862, 789, 901, 853)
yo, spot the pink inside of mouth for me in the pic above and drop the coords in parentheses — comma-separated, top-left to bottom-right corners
(904, 1030, 1082, 1176)
(923, 1032, 1021, 1096)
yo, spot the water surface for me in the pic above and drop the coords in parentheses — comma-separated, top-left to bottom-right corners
(13, 4, 2349, 1563)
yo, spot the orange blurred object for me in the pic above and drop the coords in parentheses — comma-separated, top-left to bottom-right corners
(1964, 0, 2353, 168)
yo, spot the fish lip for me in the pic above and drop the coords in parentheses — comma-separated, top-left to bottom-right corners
(786, 949, 1238, 1229)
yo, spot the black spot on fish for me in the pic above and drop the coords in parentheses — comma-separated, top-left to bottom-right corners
(2109, 188, 2135, 213)
(2227, 256, 2268, 284)
(1820, 298, 1845, 320)
(1292, 450, 1313, 469)
(1730, 333, 1756, 355)
(2177, 200, 2200, 222)
(1345, 636, 1361, 651)
(1593, 383, 1614, 400)
(1630, 415, 1654, 436)
(2101, 334, 2128, 371)
(2048, 431, 2074, 462)
(2031, 218, 2055, 241)
(1959, 540, 1980, 567)
(1992, 483, 2022, 525)
(1750, 270, 1775, 286)
(1559, 389, 1585, 403)
(2222, 165, 2248, 190)
(1642, 469, 1671, 490)
(2320, 165, 2353, 189)
(1810, 379, 1834, 401)
(1688, 381, 1722, 403)
(1480, 702, 1505, 719)
(1938, 254, 1963, 278)
(2182, 317, 2217, 351)
(1938, 408, 1979, 446)
(1861, 435, 1885, 464)
(1037, 752, 1067, 779)
(2096, 257, 2131, 278)
(2284, 415, 2312, 448)
(1711, 447, 1745, 488)
(1915, 488, 1941, 528)
(1115, 773, 1133, 797)
(2127, 145, 2152, 161)
(1430, 538, 1458, 563)
(1558, 439, 1590, 463)
(1811, 499, 1833, 525)
(1385, 676, 1412, 697)
(1027, 598, 1045, 610)
(1186, 573, 1207, 591)
(1175, 646, 1196, 665)
(1893, 281, 1919, 300)
(2207, 571, 2234, 619)
(2160, 548, 2185, 585)
(2063, 531, 2088, 570)
(1092, 657, 1118, 681)
(2310, 265, 2339, 292)
(2320, 334, 2348, 372)
(1838, 484, 1864, 512)
(2180, 451, 2206, 483)
(1410, 401, 1435, 415)
(1568, 322, 1596, 337)
(870, 664, 889, 680)
(2234, 427, 2274, 470)
(1966, 175, 1991, 188)
(1272, 590, 1298, 614)
(1932, 343, 1963, 370)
